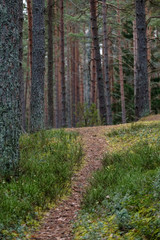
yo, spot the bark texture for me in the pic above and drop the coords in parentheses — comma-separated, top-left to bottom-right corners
(60, 0, 66, 127)
(31, 0, 45, 131)
(19, 0, 25, 130)
(135, 0, 149, 119)
(26, 0, 33, 130)
(0, 0, 21, 174)
(90, 0, 107, 124)
(117, 0, 126, 124)
(133, 19, 137, 109)
(102, 0, 112, 125)
(47, 0, 54, 128)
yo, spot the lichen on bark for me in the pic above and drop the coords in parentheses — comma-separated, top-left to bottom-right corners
(0, 0, 21, 175)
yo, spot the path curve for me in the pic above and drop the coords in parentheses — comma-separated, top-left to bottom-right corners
(32, 126, 109, 240)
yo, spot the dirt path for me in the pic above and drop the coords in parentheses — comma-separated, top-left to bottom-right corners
(32, 126, 110, 240)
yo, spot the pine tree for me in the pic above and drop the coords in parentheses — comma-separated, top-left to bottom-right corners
(47, 0, 54, 128)
(135, 0, 149, 119)
(31, 0, 45, 131)
(60, 0, 66, 127)
(102, 0, 112, 125)
(90, 0, 107, 124)
(0, 0, 21, 175)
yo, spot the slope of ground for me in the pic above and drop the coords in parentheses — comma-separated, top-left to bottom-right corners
(74, 121, 160, 239)
(31, 116, 160, 239)
(32, 126, 110, 239)
(139, 114, 160, 122)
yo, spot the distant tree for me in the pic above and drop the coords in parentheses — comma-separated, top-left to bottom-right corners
(0, 0, 21, 175)
(19, 0, 25, 130)
(26, 0, 33, 130)
(135, 0, 149, 119)
(47, 0, 54, 128)
(60, 0, 66, 127)
(102, 0, 112, 125)
(117, 0, 126, 124)
(31, 0, 45, 131)
(90, 0, 107, 124)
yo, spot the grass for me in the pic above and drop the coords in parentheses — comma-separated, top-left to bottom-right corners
(0, 129, 83, 240)
(73, 121, 160, 239)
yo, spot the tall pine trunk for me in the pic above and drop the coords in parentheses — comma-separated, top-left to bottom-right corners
(66, 23, 72, 127)
(133, 19, 137, 110)
(60, 0, 66, 127)
(19, 0, 25, 130)
(102, 0, 112, 125)
(26, 0, 33, 130)
(71, 28, 76, 127)
(31, 0, 45, 131)
(117, 0, 126, 124)
(135, 0, 149, 119)
(90, 0, 107, 124)
(47, 0, 54, 128)
(0, 0, 21, 174)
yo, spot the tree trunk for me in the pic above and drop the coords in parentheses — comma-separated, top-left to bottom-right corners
(31, 0, 45, 131)
(135, 0, 149, 119)
(145, 3, 152, 113)
(47, 0, 54, 128)
(71, 28, 76, 127)
(54, 0, 59, 128)
(0, 0, 21, 174)
(60, 0, 66, 127)
(83, 24, 91, 107)
(66, 23, 71, 127)
(108, 29, 114, 106)
(91, 40, 97, 104)
(90, 0, 107, 124)
(133, 19, 137, 111)
(26, 0, 33, 130)
(117, 0, 126, 124)
(75, 39, 80, 106)
(19, 0, 25, 130)
(102, 0, 112, 125)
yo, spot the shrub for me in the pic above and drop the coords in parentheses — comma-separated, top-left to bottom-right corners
(0, 129, 83, 239)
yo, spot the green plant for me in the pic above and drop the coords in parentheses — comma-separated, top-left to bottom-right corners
(75, 103, 101, 127)
(73, 122, 160, 239)
(0, 129, 83, 239)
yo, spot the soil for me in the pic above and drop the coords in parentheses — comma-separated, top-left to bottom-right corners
(31, 126, 111, 240)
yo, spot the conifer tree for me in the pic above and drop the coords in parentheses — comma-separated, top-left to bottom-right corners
(90, 0, 107, 124)
(0, 0, 21, 174)
(102, 0, 112, 125)
(48, 0, 54, 128)
(135, 0, 149, 119)
(31, 0, 45, 131)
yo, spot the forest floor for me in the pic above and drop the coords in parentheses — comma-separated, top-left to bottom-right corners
(32, 125, 112, 240)
(32, 114, 160, 240)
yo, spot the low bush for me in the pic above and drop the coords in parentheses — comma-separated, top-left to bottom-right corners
(0, 129, 83, 240)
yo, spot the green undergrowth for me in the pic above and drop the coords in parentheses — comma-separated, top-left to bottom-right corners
(73, 121, 160, 239)
(0, 129, 83, 240)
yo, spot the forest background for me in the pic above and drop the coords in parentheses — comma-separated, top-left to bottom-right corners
(22, 0, 160, 131)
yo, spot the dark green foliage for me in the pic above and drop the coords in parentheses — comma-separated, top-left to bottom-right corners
(0, 129, 83, 239)
(151, 77, 160, 114)
(122, 20, 133, 39)
(75, 103, 101, 127)
(0, 0, 21, 175)
(112, 82, 134, 124)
